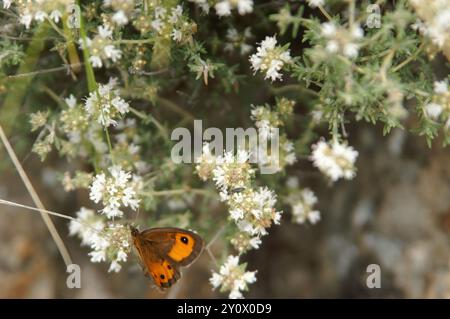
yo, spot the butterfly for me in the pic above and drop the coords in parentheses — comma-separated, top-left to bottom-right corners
(130, 226, 204, 289)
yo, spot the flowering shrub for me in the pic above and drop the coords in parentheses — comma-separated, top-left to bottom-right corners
(0, 0, 448, 298)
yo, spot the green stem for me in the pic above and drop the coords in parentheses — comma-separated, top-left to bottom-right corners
(130, 107, 169, 142)
(41, 86, 66, 108)
(156, 96, 195, 122)
(113, 38, 154, 45)
(46, 17, 66, 39)
(0, 23, 50, 135)
(392, 43, 425, 73)
(104, 127, 115, 165)
(77, 0, 97, 92)
(62, 13, 82, 74)
(348, 0, 355, 28)
(270, 84, 319, 96)
(318, 5, 332, 21)
(141, 188, 213, 197)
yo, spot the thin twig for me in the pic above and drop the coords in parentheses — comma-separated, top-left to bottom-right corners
(129, 107, 169, 142)
(7, 63, 83, 78)
(0, 198, 127, 248)
(156, 97, 195, 122)
(392, 42, 425, 73)
(141, 188, 213, 197)
(206, 224, 227, 250)
(0, 125, 73, 267)
(0, 198, 76, 221)
(318, 5, 333, 21)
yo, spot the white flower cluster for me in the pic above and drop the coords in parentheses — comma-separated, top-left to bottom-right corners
(210, 255, 257, 299)
(252, 138, 296, 174)
(59, 95, 90, 144)
(150, 5, 185, 42)
(103, 0, 135, 26)
(250, 105, 280, 140)
(306, 0, 325, 8)
(225, 27, 253, 56)
(424, 80, 450, 127)
(410, 0, 450, 49)
(290, 188, 321, 225)
(282, 140, 297, 166)
(4, 0, 70, 29)
(310, 139, 359, 182)
(321, 22, 364, 58)
(89, 166, 140, 219)
(195, 143, 282, 243)
(230, 232, 262, 254)
(83, 25, 122, 68)
(213, 150, 255, 195)
(227, 187, 282, 237)
(187, 0, 210, 13)
(195, 144, 255, 195)
(250, 36, 292, 81)
(69, 207, 105, 246)
(250, 104, 296, 172)
(215, 0, 253, 17)
(84, 78, 130, 127)
(69, 208, 131, 272)
(195, 143, 217, 181)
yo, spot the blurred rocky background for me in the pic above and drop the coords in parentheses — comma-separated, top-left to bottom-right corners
(1, 119, 450, 298)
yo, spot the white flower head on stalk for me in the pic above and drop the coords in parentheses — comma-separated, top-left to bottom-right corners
(230, 232, 262, 254)
(228, 187, 282, 237)
(89, 166, 140, 219)
(224, 27, 253, 55)
(103, 0, 135, 26)
(188, 0, 210, 13)
(310, 139, 359, 182)
(60, 95, 90, 144)
(69, 210, 131, 272)
(410, 0, 450, 49)
(3, 0, 12, 9)
(84, 79, 130, 127)
(291, 188, 321, 225)
(212, 150, 255, 195)
(215, 0, 253, 17)
(306, 0, 325, 8)
(425, 102, 443, 119)
(9, 0, 70, 29)
(210, 255, 257, 299)
(89, 223, 132, 273)
(321, 22, 364, 58)
(250, 105, 282, 140)
(424, 80, 449, 121)
(82, 25, 122, 68)
(145, 5, 192, 44)
(195, 143, 218, 181)
(69, 207, 106, 246)
(249, 36, 292, 81)
(285, 141, 296, 161)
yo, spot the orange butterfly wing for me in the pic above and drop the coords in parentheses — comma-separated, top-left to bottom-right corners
(146, 260, 180, 288)
(131, 227, 204, 288)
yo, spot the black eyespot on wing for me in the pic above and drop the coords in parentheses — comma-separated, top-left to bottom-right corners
(168, 265, 172, 270)
(160, 274, 165, 279)
(180, 236, 188, 244)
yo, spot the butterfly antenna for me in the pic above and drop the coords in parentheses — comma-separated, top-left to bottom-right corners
(134, 205, 141, 222)
(205, 246, 219, 268)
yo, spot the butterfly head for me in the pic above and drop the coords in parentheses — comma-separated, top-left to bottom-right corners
(129, 224, 139, 237)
